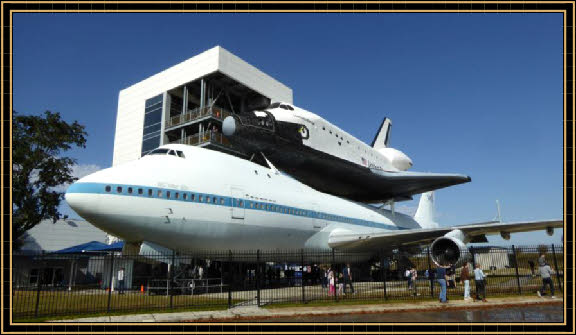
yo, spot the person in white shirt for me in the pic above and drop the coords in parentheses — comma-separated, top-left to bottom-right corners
(473, 264, 487, 302)
(117, 267, 125, 295)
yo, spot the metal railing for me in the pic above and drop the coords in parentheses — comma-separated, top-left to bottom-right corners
(166, 106, 232, 129)
(168, 131, 231, 147)
(11, 245, 564, 319)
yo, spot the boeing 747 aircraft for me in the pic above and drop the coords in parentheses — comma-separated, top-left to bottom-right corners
(222, 102, 471, 203)
(66, 144, 562, 266)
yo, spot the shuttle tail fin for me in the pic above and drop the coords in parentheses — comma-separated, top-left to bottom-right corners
(371, 117, 392, 150)
(414, 191, 440, 228)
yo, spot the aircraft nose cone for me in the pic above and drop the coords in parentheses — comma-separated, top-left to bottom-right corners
(222, 116, 236, 136)
(65, 180, 91, 215)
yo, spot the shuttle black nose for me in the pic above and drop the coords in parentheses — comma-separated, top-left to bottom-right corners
(222, 116, 237, 136)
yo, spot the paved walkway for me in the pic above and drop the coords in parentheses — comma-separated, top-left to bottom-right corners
(49, 295, 563, 323)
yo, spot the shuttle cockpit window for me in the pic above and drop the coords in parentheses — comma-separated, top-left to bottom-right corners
(168, 150, 177, 156)
(269, 102, 294, 111)
(176, 150, 185, 158)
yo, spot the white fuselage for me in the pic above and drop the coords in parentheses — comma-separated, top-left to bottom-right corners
(266, 103, 412, 171)
(65, 144, 420, 252)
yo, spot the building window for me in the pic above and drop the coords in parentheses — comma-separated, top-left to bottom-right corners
(117, 186, 122, 193)
(191, 194, 196, 201)
(138, 188, 143, 195)
(128, 187, 133, 194)
(148, 189, 153, 197)
(183, 193, 187, 200)
(141, 94, 164, 156)
(166, 191, 171, 198)
(105, 185, 111, 192)
(175, 192, 179, 199)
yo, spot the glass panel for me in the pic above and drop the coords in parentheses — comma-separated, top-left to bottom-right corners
(142, 135, 161, 154)
(144, 111, 162, 128)
(143, 123, 162, 135)
(145, 94, 163, 108)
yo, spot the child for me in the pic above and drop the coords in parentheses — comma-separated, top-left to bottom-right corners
(328, 268, 335, 296)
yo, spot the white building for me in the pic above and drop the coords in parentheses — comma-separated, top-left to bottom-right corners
(113, 46, 293, 166)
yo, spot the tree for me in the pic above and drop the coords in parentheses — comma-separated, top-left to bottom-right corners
(12, 111, 87, 250)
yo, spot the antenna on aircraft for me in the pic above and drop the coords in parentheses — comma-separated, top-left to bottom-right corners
(494, 200, 503, 223)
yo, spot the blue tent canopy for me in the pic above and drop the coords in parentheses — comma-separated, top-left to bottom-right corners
(53, 241, 124, 254)
(89, 241, 124, 252)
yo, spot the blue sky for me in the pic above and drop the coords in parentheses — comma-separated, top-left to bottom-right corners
(13, 13, 563, 245)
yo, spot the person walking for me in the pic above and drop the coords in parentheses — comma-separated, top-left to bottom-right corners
(117, 267, 125, 295)
(410, 267, 419, 296)
(405, 268, 412, 292)
(537, 262, 556, 298)
(473, 263, 487, 302)
(436, 264, 448, 303)
(343, 263, 355, 295)
(461, 263, 472, 301)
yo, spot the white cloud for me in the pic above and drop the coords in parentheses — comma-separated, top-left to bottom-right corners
(51, 163, 102, 192)
(71, 164, 102, 180)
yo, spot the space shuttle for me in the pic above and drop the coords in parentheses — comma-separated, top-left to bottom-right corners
(222, 102, 470, 203)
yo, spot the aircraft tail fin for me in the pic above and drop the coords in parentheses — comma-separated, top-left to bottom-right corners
(414, 191, 440, 228)
(371, 117, 392, 150)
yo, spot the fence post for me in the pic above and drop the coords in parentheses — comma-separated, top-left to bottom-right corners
(170, 250, 175, 309)
(107, 252, 115, 314)
(380, 249, 387, 300)
(426, 247, 433, 298)
(301, 249, 306, 304)
(228, 250, 232, 309)
(551, 244, 562, 290)
(512, 245, 521, 295)
(256, 250, 261, 307)
(34, 257, 45, 318)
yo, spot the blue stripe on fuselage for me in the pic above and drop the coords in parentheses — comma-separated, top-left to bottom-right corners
(67, 182, 405, 231)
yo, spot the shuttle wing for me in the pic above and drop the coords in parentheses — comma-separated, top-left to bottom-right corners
(367, 169, 471, 200)
(328, 219, 563, 251)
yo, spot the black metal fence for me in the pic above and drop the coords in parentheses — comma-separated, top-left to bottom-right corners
(11, 244, 564, 319)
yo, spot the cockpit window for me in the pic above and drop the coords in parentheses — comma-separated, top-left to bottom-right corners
(176, 150, 185, 158)
(168, 150, 177, 156)
(148, 148, 170, 155)
(269, 102, 281, 109)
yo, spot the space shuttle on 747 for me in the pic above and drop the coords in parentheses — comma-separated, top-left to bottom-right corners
(222, 102, 471, 203)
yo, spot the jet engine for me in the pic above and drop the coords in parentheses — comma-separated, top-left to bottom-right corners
(377, 148, 413, 171)
(430, 230, 470, 267)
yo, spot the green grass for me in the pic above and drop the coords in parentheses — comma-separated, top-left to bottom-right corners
(12, 290, 243, 321)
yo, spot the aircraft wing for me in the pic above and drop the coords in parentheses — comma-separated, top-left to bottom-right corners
(367, 169, 471, 200)
(328, 219, 563, 251)
(264, 143, 471, 202)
